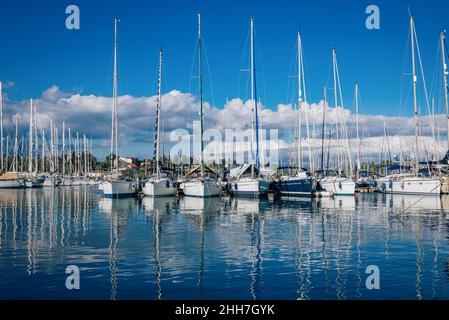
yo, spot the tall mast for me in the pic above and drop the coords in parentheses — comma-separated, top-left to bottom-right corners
(111, 18, 119, 176)
(410, 16, 420, 174)
(28, 99, 33, 174)
(440, 30, 449, 150)
(50, 120, 54, 172)
(84, 134, 87, 176)
(297, 31, 313, 173)
(41, 129, 45, 172)
(297, 32, 302, 171)
(76, 132, 79, 176)
(14, 118, 18, 172)
(355, 82, 361, 174)
(250, 16, 260, 177)
(321, 87, 327, 171)
(198, 13, 204, 177)
(0, 81, 3, 171)
(332, 49, 341, 173)
(34, 103, 38, 174)
(153, 49, 163, 179)
(68, 128, 72, 175)
(62, 121, 65, 177)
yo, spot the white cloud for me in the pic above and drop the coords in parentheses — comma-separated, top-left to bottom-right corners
(1, 85, 447, 162)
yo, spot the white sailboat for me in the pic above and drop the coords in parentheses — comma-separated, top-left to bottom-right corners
(0, 82, 24, 188)
(229, 16, 269, 197)
(381, 16, 441, 195)
(24, 99, 44, 188)
(317, 49, 355, 196)
(102, 18, 138, 198)
(183, 14, 221, 198)
(143, 49, 177, 197)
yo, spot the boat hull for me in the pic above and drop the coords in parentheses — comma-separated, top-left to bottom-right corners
(142, 178, 177, 197)
(275, 177, 313, 196)
(24, 177, 45, 188)
(102, 180, 138, 198)
(229, 178, 270, 196)
(382, 177, 441, 195)
(183, 179, 221, 197)
(319, 178, 355, 195)
(0, 179, 25, 189)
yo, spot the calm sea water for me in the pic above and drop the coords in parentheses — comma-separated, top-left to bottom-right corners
(0, 186, 448, 300)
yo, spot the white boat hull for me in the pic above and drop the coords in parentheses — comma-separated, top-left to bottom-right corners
(24, 177, 45, 188)
(319, 178, 355, 195)
(382, 177, 441, 195)
(102, 180, 138, 198)
(142, 178, 177, 197)
(0, 179, 24, 189)
(229, 178, 270, 196)
(183, 179, 221, 197)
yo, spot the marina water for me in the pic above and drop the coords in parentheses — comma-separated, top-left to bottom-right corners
(0, 186, 448, 299)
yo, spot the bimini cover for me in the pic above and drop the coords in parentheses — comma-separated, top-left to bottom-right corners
(228, 163, 252, 180)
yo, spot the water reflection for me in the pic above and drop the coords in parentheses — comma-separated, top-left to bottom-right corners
(0, 189, 448, 299)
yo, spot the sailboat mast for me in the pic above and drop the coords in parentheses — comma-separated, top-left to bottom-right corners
(14, 118, 18, 172)
(250, 16, 260, 177)
(332, 49, 340, 174)
(355, 82, 361, 174)
(50, 120, 54, 172)
(297, 32, 302, 171)
(62, 121, 65, 177)
(113, 18, 119, 176)
(321, 87, 327, 171)
(28, 99, 33, 174)
(410, 16, 420, 174)
(297, 31, 313, 173)
(154, 49, 163, 179)
(198, 13, 204, 177)
(84, 134, 87, 176)
(440, 30, 449, 150)
(41, 129, 45, 172)
(0, 81, 3, 171)
(34, 103, 38, 174)
(68, 128, 72, 175)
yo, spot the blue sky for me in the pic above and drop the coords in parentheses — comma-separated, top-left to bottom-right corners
(1, 0, 449, 117)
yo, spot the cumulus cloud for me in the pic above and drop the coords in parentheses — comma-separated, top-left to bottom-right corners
(1, 85, 447, 162)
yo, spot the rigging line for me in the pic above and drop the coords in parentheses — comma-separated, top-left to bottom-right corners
(428, 41, 441, 101)
(286, 39, 297, 105)
(413, 23, 434, 126)
(201, 37, 216, 109)
(253, 28, 267, 107)
(399, 24, 412, 119)
(188, 35, 198, 97)
(238, 26, 251, 101)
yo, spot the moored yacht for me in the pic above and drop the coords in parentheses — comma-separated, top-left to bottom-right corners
(274, 167, 314, 197)
(101, 18, 138, 198)
(228, 164, 270, 196)
(103, 177, 139, 198)
(183, 165, 221, 197)
(141, 49, 177, 197)
(316, 169, 355, 196)
(0, 173, 25, 189)
(181, 14, 221, 198)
